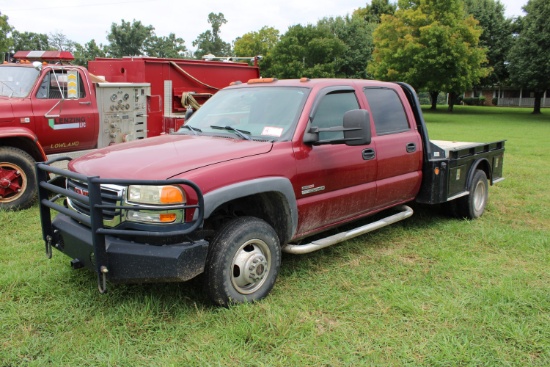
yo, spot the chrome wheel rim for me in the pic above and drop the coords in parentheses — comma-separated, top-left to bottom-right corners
(231, 239, 271, 295)
(473, 180, 486, 212)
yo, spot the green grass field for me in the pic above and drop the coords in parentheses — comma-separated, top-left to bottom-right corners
(1, 106, 549, 366)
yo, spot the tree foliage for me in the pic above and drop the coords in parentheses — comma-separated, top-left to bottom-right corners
(0, 12, 13, 55)
(266, 24, 347, 79)
(11, 31, 49, 51)
(265, 15, 374, 79)
(73, 40, 106, 67)
(465, 0, 513, 86)
(318, 15, 375, 79)
(353, 0, 397, 23)
(368, 0, 490, 111)
(48, 31, 76, 52)
(508, 0, 550, 114)
(107, 19, 155, 57)
(193, 13, 232, 59)
(145, 33, 188, 58)
(234, 26, 279, 58)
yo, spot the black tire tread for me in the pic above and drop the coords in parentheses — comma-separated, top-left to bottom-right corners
(204, 216, 281, 306)
(0, 146, 37, 210)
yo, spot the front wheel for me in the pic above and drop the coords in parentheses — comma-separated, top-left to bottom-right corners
(0, 147, 37, 210)
(204, 217, 281, 306)
(457, 169, 488, 219)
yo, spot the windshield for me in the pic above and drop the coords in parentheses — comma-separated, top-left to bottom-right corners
(178, 86, 310, 141)
(0, 66, 40, 97)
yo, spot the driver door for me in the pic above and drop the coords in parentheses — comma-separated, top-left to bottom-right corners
(31, 67, 98, 154)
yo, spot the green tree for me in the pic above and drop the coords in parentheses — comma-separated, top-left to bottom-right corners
(267, 24, 346, 79)
(11, 31, 49, 51)
(145, 33, 188, 58)
(368, 0, 490, 111)
(48, 31, 76, 52)
(193, 13, 231, 59)
(318, 14, 376, 79)
(73, 39, 107, 67)
(0, 12, 13, 55)
(508, 0, 550, 114)
(234, 26, 279, 58)
(107, 19, 155, 57)
(465, 0, 513, 87)
(353, 0, 397, 23)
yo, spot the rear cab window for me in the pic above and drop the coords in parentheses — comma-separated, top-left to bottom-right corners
(363, 88, 410, 135)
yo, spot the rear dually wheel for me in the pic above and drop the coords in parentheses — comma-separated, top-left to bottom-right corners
(457, 169, 489, 219)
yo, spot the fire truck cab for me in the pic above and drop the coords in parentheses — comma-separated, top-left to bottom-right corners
(0, 51, 260, 210)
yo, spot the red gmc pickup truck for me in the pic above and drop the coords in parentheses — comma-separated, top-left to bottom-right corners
(38, 78, 505, 306)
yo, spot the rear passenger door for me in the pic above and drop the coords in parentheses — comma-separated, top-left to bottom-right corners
(363, 87, 423, 207)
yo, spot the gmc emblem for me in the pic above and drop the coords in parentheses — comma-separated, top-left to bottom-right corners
(74, 187, 89, 197)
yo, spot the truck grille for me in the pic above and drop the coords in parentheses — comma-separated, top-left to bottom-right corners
(67, 179, 123, 220)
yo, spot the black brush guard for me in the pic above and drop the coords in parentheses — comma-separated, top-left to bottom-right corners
(37, 157, 205, 293)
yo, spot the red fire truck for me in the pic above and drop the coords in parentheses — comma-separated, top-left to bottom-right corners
(0, 51, 260, 210)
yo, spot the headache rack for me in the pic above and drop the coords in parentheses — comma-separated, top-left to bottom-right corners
(37, 157, 205, 292)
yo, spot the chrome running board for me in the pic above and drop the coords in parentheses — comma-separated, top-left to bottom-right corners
(282, 205, 413, 254)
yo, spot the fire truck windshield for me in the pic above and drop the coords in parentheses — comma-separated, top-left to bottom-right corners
(0, 66, 40, 98)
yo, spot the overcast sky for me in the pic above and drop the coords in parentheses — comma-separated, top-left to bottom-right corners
(1, 0, 528, 52)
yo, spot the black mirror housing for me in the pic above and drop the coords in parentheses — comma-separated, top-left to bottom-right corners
(343, 109, 371, 146)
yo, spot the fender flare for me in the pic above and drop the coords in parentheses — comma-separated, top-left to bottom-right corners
(203, 177, 298, 240)
(466, 158, 491, 190)
(0, 126, 47, 161)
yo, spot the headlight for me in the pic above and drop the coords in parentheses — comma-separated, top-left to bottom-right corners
(127, 185, 185, 205)
(126, 185, 185, 224)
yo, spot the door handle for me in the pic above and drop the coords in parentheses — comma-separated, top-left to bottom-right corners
(362, 148, 376, 160)
(406, 143, 417, 153)
(79, 101, 92, 105)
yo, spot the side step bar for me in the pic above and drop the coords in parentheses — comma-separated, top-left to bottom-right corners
(282, 205, 413, 254)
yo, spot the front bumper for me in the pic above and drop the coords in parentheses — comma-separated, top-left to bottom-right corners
(37, 159, 207, 291)
(52, 213, 209, 283)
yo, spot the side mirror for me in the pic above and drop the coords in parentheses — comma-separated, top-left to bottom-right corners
(32, 61, 43, 71)
(184, 106, 194, 121)
(343, 109, 371, 146)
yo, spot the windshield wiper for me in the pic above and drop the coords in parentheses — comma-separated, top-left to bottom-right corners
(0, 81, 15, 98)
(179, 124, 202, 135)
(210, 125, 252, 140)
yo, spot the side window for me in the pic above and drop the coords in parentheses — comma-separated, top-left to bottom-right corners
(364, 88, 410, 135)
(36, 73, 50, 99)
(36, 70, 86, 99)
(311, 91, 360, 140)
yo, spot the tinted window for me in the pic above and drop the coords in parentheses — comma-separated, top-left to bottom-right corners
(179, 87, 309, 141)
(364, 88, 410, 135)
(311, 91, 360, 140)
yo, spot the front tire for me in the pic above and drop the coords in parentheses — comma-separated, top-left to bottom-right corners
(204, 217, 281, 306)
(0, 147, 37, 210)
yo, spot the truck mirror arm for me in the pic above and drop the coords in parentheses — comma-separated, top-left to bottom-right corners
(44, 99, 65, 119)
(304, 126, 359, 146)
(303, 109, 372, 146)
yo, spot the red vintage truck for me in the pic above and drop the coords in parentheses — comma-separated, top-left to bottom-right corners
(37, 78, 505, 306)
(0, 51, 259, 210)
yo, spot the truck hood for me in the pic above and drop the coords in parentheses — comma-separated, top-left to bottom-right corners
(70, 134, 273, 179)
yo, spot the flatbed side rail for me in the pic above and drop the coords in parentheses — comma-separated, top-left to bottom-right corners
(36, 158, 205, 293)
(448, 140, 506, 160)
